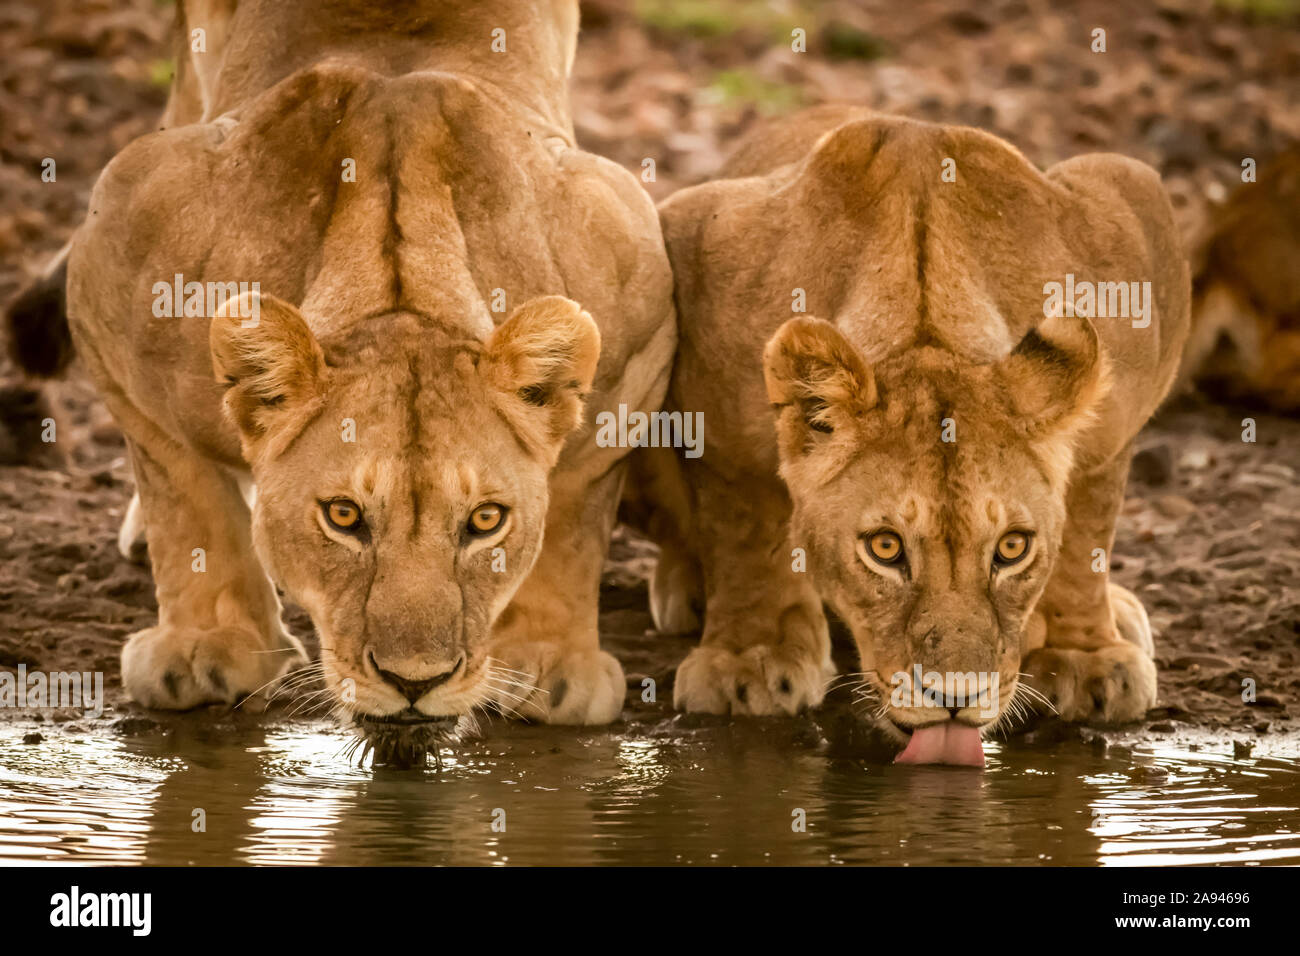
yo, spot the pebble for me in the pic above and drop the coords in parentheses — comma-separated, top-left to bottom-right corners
(1251, 693, 1287, 709)
(1130, 443, 1173, 485)
(1171, 654, 1232, 669)
(1208, 532, 1258, 559)
(55, 571, 86, 592)
(113, 716, 158, 736)
(1153, 494, 1197, 518)
(1178, 448, 1212, 471)
(1238, 472, 1289, 492)
(1126, 764, 1169, 783)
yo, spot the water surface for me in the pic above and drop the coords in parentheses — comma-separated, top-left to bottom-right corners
(1, 718, 1296, 865)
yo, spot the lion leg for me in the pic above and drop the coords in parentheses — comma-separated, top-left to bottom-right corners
(1023, 448, 1156, 723)
(673, 466, 833, 716)
(650, 539, 702, 635)
(120, 437, 304, 709)
(621, 445, 702, 634)
(484, 464, 627, 726)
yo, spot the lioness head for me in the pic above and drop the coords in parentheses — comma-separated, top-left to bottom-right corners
(763, 310, 1106, 757)
(210, 292, 599, 754)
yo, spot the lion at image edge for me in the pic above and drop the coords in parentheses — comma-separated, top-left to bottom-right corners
(633, 103, 1192, 766)
(3, 0, 676, 755)
(1175, 146, 1300, 414)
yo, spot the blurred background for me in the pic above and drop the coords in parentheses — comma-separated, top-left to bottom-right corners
(2, 0, 1298, 275)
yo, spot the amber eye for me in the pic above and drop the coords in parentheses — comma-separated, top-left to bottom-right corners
(467, 503, 507, 536)
(995, 531, 1031, 566)
(324, 499, 363, 532)
(866, 531, 905, 565)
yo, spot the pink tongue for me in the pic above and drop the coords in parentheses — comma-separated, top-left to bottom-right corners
(894, 723, 986, 768)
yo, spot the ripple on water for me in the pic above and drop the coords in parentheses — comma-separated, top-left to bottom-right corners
(0, 725, 1296, 865)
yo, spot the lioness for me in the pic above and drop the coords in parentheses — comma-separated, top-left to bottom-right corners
(651, 105, 1189, 765)
(1177, 146, 1300, 413)
(34, 0, 674, 754)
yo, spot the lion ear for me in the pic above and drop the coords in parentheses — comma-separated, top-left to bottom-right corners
(763, 317, 877, 458)
(479, 296, 601, 465)
(998, 309, 1106, 435)
(209, 291, 326, 450)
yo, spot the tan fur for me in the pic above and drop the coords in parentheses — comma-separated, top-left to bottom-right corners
(652, 107, 1189, 734)
(67, 0, 675, 725)
(1177, 147, 1300, 412)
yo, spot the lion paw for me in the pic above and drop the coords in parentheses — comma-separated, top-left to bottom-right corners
(673, 642, 833, 716)
(484, 642, 626, 725)
(1023, 641, 1156, 724)
(1109, 583, 1154, 656)
(121, 625, 305, 710)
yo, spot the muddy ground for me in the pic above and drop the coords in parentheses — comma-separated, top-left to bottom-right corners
(0, 0, 1297, 750)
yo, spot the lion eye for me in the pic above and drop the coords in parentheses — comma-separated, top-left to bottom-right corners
(467, 503, 507, 536)
(324, 499, 363, 532)
(995, 531, 1031, 566)
(866, 531, 904, 565)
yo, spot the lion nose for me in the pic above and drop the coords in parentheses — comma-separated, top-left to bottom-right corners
(369, 651, 463, 704)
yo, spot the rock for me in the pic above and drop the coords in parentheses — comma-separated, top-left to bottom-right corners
(1153, 494, 1197, 518)
(53, 541, 88, 563)
(22, 731, 42, 744)
(1126, 764, 1169, 783)
(1171, 654, 1232, 670)
(946, 10, 992, 35)
(56, 571, 86, 592)
(1208, 531, 1259, 559)
(1238, 585, 1270, 606)
(1237, 472, 1289, 492)
(1250, 693, 1287, 709)
(1130, 443, 1174, 485)
(1145, 704, 1194, 721)
(0, 643, 41, 668)
(113, 716, 158, 735)
(1178, 448, 1211, 471)
(1257, 462, 1296, 481)
(1232, 739, 1254, 759)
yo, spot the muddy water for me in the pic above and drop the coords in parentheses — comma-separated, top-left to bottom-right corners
(1, 718, 1297, 866)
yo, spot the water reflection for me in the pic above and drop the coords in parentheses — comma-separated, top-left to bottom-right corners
(0, 721, 1296, 866)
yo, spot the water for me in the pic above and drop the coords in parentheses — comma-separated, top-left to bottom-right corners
(1, 717, 1297, 865)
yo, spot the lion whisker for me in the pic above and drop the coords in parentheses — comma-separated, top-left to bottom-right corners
(484, 658, 535, 680)
(238, 661, 323, 704)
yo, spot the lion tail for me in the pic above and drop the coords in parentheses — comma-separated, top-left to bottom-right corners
(5, 241, 73, 378)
